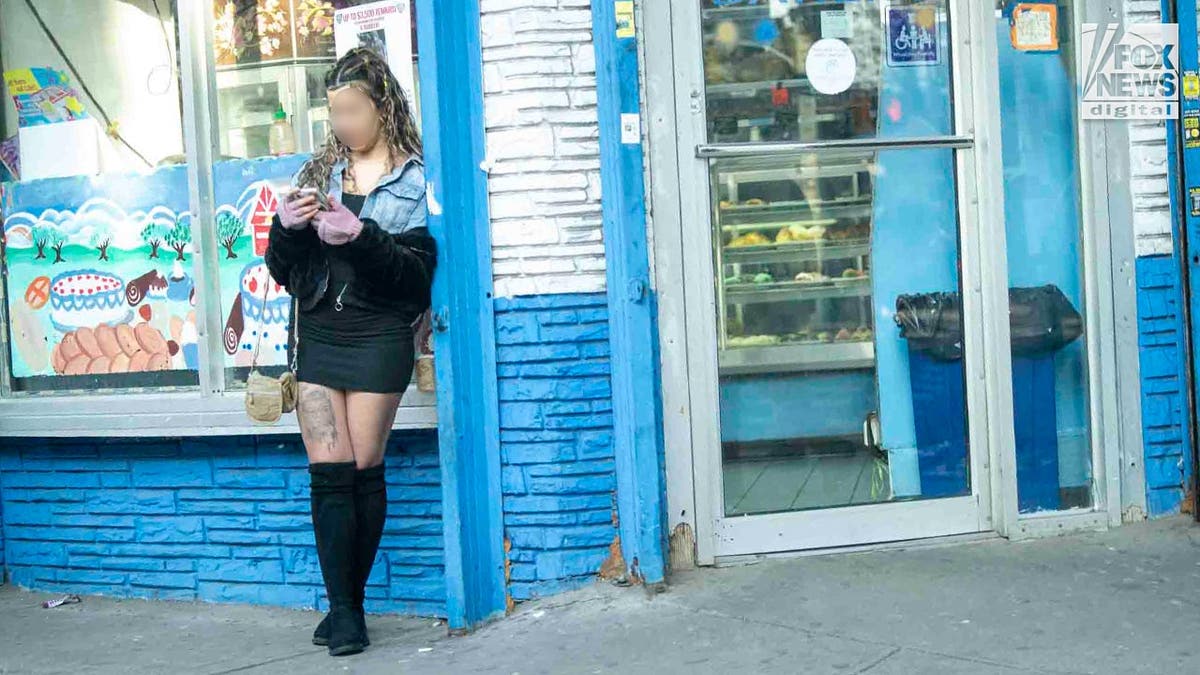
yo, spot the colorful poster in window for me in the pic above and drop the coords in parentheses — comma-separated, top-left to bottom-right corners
(886, 4, 940, 67)
(1010, 3, 1058, 53)
(213, 0, 295, 66)
(212, 155, 308, 369)
(294, 0, 338, 59)
(1, 167, 197, 380)
(3, 67, 88, 128)
(333, 1, 415, 101)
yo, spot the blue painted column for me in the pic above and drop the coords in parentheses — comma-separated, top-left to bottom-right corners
(591, 1, 667, 585)
(1171, 0, 1200, 516)
(416, 0, 507, 631)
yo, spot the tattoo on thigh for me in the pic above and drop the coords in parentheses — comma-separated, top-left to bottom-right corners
(301, 387, 338, 449)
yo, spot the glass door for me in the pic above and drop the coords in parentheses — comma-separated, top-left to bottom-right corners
(674, 0, 995, 559)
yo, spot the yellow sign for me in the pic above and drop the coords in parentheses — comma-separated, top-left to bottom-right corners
(1184, 73, 1200, 99)
(616, 1, 635, 39)
(1185, 111, 1200, 150)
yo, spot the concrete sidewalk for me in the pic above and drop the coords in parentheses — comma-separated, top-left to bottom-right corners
(2, 518, 1198, 674)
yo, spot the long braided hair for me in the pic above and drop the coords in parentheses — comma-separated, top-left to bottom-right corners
(296, 47, 422, 192)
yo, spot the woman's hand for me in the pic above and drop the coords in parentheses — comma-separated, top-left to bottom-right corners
(279, 192, 321, 230)
(314, 196, 364, 246)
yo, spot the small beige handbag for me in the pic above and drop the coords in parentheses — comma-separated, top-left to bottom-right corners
(245, 276, 299, 424)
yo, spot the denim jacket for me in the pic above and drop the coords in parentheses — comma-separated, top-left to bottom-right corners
(327, 155, 427, 236)
(265, 155, 437, 320)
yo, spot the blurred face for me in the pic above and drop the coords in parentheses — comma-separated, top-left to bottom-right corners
(328, 83, 383, 152)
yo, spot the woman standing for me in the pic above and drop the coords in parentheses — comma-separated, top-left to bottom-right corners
(265, 47, 436, 657)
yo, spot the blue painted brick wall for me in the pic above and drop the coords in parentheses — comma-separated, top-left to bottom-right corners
(1, 481, 5, 581)
(0, 431, 446, 616)
(496, 293, 619, 601)
(1136, 255, 1194, 516)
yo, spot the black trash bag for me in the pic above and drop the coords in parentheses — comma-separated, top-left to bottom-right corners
(895, 292, 964, 361)
(895, 285, 1083, 361)
(1008, 285, 1084, 356)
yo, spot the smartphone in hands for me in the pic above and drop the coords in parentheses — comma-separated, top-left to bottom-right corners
(285, 187, 330, 210)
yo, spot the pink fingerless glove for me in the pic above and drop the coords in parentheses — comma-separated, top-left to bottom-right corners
(277, 193, 311, 230)
(314, 197, 364, 246)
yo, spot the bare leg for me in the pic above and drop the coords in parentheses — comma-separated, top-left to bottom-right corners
(345, 392, 402, 468)
(298, 383, 354, 463)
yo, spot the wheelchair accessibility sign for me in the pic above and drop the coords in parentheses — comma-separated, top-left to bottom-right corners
(887, 4, 941, 67)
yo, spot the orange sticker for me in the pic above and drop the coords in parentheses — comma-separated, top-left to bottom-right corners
(1011, 3, 1059, 52)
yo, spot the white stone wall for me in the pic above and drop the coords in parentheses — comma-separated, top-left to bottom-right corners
(480, 0, 607, 298)
(1126, 0, 1174, 257)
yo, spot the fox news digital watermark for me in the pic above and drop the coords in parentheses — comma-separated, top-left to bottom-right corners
(1081, 23, 1179, 120)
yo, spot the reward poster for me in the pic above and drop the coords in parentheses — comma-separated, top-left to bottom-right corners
(333, 1, 415, 103)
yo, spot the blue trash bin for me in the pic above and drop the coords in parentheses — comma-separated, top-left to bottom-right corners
(896, 287, 1079, 509)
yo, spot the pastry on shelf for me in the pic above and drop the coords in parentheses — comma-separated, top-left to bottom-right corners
(727, 334, 782, 348)
(835, 328, 855, 342)
(793, 272, 828, 283)
(815, 331, 833, 343)
(724, 273, 751, 285)
(753, 272, 774, 284)
(728, 231, 770, 248)
(841, 268, 866, 279)
(743, 198, 766, 206)
(853, 327, 874, 342)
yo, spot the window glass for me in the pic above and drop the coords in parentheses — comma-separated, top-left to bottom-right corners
(0, 0, 199, 393)
(208, 1, 428, 396)
(700, 0, 952, 144)
(994, 1, 1093, 513)
(212, 0, 420, 159)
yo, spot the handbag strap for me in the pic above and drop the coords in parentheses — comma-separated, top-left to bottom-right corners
(249, 269, 273, 369)
(249, 270, 298, 373)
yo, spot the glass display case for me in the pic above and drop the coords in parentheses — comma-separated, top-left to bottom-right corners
(216, 64, 331, 158)
(701, 1, 885, 144)
(712, 152, 875, 377)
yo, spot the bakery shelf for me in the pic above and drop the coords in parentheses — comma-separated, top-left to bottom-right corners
(723, 240, 871, 265)
(723, 217, 839, 235)
(717, 197, 874, 224)
(705, 78, 815, 98)
(712, 163, 871, 185)
(719, 341, 875, 376)
(724, 278, 871, 305)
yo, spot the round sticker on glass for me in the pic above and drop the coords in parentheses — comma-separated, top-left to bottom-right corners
(805, 38, 857, 95)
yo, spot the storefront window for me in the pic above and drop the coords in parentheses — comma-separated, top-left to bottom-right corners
(703, 1, 971, 516)
(212, 0, 420, 159)
(714, 148, 969, 516)
(701, 0, 951, 143)
(995, 1, 1093, 513)
(206, 0, 428, 395)
(0, 0, 200, 393)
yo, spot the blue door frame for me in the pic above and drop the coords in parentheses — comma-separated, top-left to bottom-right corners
(1170, 0, 1200, 518)
(591, 1, 669, 585)
(417, 0, 507, 631)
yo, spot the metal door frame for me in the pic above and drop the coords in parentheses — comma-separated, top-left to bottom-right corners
(660, 0, 997, 562)
(646, 0, 1128, 564)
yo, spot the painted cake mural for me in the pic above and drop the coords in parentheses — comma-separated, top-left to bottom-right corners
(2, 167, 198, 380)
(214, 154, 307, 369)
(1, 155, 307, 380)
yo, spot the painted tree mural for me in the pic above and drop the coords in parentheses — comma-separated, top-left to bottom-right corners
(216, 211, 244, 259)
(141, 222, 170, 259)
(90, 223, 113, 261)
(32, 224, 68, 263)
(165, 216, 192, 261)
